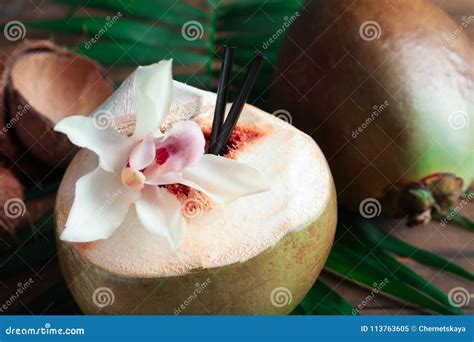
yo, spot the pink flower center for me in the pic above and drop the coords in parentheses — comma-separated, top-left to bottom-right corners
(122, 121, 206, 189)
(155, 147, 169, 165)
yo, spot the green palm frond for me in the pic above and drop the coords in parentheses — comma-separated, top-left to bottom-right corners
(16, 0, 471, 316)
(26, 17, 211, 48)
(354, 215, 474, 281)
(56, 0, 209, 25)
(433, 209, 474, 232)
(22, 0, 304, 108)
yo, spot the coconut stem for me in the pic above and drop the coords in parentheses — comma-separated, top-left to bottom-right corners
(381, 173, 472, 228)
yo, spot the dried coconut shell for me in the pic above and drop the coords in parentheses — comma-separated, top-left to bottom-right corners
(0, 53, 20, 162)
(0, 47, 62, 185)
(3, 40, 114, 168)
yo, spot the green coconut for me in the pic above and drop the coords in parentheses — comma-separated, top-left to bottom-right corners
(273, 0, 473, 223)
(55, 81, 337, 315)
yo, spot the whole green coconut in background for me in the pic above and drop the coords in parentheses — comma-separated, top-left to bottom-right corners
(273, 0, 473, 224)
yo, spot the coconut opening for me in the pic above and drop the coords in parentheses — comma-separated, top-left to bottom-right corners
(203, 125, 263, 158)
(161, 124, 265, 207)
(10, 52, 112, 123)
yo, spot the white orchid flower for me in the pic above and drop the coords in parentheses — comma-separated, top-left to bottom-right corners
(55, 60, 269, 249)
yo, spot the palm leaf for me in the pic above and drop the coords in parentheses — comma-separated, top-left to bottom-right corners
(53, 0, 209, 25)
(352, 215, 474, 281)
(217, 1, 303, 19)
(23, 0, 293, 111)
(216, 13, 292, 33)
(327, 245, 461, 315)
(433, 209, 474, 232)
(75, 41, 209, 67)
(26, 17, 211, 49)
(330, 214, 467, 314)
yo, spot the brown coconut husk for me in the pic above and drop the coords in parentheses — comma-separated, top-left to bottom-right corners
(0, 52, 44, 186)
(0, 54, 20, 161)
(2, 40, 114, 168)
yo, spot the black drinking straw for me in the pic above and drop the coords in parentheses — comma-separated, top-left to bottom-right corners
(209, 46, 235, 155)
(214, 52, 264, 155)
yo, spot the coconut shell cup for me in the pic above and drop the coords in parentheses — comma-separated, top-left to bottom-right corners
(56, 190, 336, 315)
(3, 40, 114, 168)
(55, 81, 337, 315)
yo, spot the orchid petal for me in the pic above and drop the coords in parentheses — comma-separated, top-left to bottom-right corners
(144, 172, 183, 186)
(60, 167, 141, 242)
(162, 120, 205, 166)
(143, 120, 205, 184)
(129, 136, 156, 170)
(133, 60, 173, 140)
(135, 186, 186, 249)
(180, 154, 270, 204)
(54, 116, 134, 173)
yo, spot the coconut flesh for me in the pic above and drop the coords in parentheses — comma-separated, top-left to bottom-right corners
(55, 75, 337, 314)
